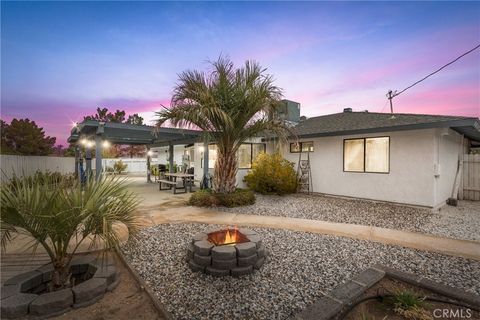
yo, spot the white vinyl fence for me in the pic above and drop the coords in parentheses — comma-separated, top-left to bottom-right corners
(0, 155, 157, 182)
(102, 158, 158, 173)
(1, 155, 76, 182)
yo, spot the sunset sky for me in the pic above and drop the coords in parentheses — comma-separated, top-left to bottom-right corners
(1, 1, 479, 145)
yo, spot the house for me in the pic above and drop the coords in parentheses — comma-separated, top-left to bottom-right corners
(68, 100, 480, 208)
(277, 105, 480, 208)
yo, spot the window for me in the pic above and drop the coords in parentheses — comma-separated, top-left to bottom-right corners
(290, 141, 314, 153)
(238, 144, 252, 169)
(343, 137, 389, 173)
(344, 139, 364, 172)
(202, 143, 265, 169)
(252, 144, 265, 162)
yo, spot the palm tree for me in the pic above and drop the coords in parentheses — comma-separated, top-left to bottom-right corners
(1, 175, 140, 290)
(156, 56, 293, 194)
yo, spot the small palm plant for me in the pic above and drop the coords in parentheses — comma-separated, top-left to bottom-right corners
(1, 174, 140, 290)
(156, 56, 294, 194)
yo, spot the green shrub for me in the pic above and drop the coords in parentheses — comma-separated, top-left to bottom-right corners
(8, 171, 76, 189)
(244, 153, 297, 195)
(188, 189, 255, 207)
(113, 160, 128, 174)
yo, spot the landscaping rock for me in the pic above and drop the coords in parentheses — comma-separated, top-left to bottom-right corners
(212, 258, 237, 270)
(122, 223, 480, 320)
(246, 235, 262, 248)
(192, 232, 208, 243)
(37, 263, 55, 282)
(238, 228, 257, 236)
(329, 280, 365, 302)
(29, 288, 73, 317)
(93, 265, 117, 286)
(188, 259, 205, 272)
(72, 278, 107, 308)
(237, 254, 257, 267)
(352, 268, 385, 287)
(193, 240, 213, 256)
(235, 242, 257, 257)
(295, 296, 343, 320)
(254, 256, 265, 269)
(1, 284, 21, 300)
(211, 245, 236, 260)
(257, 244, 266, 258)
(231, 265, 253, 277)
(193, 253, 212, 266)
(205, 266, 230, 277)
(186, 243, 195, 261)
(4, 270, 43, 292)
(0, 293, 38, 319)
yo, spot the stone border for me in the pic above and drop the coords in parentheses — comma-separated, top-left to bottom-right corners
(0, 254, 118, 319)
(187, 228, 266, 276)
(295, 265, 480, 320)
(114, 247, 174, 320)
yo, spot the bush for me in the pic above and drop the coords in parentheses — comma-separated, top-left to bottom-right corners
(8, 171, 76, 189)
(188, 189, 255, 207)
(244, 153, 297, 195)
(113, 160, 128, 174)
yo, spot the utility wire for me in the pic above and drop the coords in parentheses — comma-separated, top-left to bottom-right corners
(391, 43, 480, 98)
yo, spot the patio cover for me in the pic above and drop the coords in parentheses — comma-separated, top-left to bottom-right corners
(67, 120, 201, 146)
(67, 120, 203, 181)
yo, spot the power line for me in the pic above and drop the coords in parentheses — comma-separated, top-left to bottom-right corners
(388, 43, 480, 101)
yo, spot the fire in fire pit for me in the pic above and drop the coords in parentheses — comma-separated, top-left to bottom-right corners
(207, 227, 249, 246)
(186, 227, 266, 276)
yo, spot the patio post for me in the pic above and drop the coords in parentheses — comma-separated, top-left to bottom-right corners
(146, 146, 151, 182)
(168, 143, 174, 173)
(95, 122, 105, 180)
(85, 148, 92, 180)
(202, 139, 209, 189)
(74, 145, 80, 178)
(95, 135, 103, 180)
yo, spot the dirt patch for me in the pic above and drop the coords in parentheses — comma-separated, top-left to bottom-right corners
(52, 256, 165, 320)
(345, 277, 480, 320)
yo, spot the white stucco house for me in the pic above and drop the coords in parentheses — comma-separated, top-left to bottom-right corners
(149, 102, 479, 209)
(69, 100, 480, 208)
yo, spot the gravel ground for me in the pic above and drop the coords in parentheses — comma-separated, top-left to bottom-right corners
(122, 223, 480, 320)
(215, 194, 480, 241)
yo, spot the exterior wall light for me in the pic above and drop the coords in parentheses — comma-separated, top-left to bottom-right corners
(102, 140, 111, 148)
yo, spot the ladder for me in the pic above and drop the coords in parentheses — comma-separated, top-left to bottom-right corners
(297, 150, 313, 194)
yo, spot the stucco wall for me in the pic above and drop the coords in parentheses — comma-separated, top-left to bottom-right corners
(433, 128, 463, 208)
(280, 129, 439, 207)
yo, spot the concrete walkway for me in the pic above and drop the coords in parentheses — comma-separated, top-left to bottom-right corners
(141, 206, 480, 261)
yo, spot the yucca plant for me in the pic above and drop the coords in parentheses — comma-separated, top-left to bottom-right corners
(1, 174, 140, 290)
(156, 56, 294, 194)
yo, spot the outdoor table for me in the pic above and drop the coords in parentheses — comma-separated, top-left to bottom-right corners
(164, 173, 195, 192)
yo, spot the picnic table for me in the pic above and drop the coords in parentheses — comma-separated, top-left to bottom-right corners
(158, 172, 195, 194)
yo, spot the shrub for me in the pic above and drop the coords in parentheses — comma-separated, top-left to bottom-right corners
(244, 153, 297, 195)
(113, 160, 128, 174)
(1, 175, 139, 290)
(188, 189, 255, 207)
(8, 171, 76, 189)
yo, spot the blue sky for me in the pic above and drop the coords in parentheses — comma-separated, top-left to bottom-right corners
(1, 1, 479, 144)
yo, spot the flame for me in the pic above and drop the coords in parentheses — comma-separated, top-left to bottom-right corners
(223, 228, 236, 244)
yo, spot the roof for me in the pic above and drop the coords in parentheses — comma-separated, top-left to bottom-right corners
(293, 112, 480, 141)
(68, 120, 202, 146)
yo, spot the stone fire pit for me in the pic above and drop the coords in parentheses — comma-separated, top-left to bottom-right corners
(186, 227, 266, 276)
